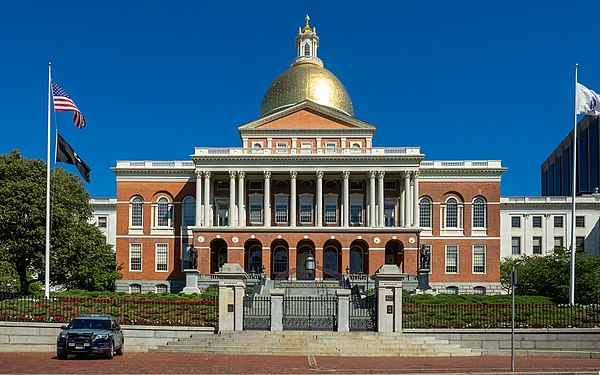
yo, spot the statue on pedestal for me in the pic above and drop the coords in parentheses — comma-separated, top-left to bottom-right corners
(419, 245, 430, 270)
(188, 246, 198, 269)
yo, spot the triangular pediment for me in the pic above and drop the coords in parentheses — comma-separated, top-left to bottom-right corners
(238, 101, 376, 132)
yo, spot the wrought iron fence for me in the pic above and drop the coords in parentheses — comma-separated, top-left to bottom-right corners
(349, 295, 376, 331)
(283, 295, 337, 331)
(0, 293, 218, 327)
(243, 295, 271, 330)
(403, 303, 600, 328)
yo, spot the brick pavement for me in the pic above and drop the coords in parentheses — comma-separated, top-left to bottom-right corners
(0, 352, 600, 374)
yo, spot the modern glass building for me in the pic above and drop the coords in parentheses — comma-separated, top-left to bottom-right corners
(541, 116, 600, 196)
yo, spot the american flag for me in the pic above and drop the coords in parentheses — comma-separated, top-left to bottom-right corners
(52, 82, 86, 129)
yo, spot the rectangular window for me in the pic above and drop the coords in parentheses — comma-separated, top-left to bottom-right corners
(511, 216, 521, 228)
(249, 181, 263, 190)
(445, 245, 458, 273)
(473, 245, 486, 273)
(350, 195, 363, 225)
(299, 196, 313, 224)
(554, 216, 563, 228)
(576, 236, 585, 251)
(129, 243, 142, 272)
(554, 236, 563, 250)
(156, 284, 168, 293)
(300, 142, 312, 154)
(249, 195, 263, 224)
(511, 237, 521, 255)
(350, 181, 363, 190)
(576, 216, 585, 228)
(324, 196, 338, 224)
(97, 216, 107, 228)
(155, 244, 168, 272)
(532, 216, 542, 228)
(384, 181, 396, 190)
(274, 195, 288, 224)
(532, 236, 542, 254)
(384, 202, 395, 227)
(276, 142, 287, 150)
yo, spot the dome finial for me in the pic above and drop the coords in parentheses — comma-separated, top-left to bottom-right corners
(303, 15, 312, 34)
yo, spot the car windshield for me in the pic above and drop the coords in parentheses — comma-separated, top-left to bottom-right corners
(69, 319, 110, 330)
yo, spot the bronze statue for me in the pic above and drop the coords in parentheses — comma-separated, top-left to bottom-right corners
(188, 246, 198, 269)
(419, 245, 430, 270)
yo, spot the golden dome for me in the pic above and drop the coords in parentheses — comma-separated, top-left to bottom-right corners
(260, 62, 354, 117)
(259, 17, 354, 117)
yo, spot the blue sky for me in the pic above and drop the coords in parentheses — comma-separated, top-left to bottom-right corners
(2, 1, 600, 198)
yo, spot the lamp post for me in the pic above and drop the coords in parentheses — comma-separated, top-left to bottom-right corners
(305, 252, 316, 280)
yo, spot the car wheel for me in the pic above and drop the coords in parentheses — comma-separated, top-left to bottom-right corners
(116, 341, 124, 356)
(106, 341, 114, 359)
(57, 350, 67, 360)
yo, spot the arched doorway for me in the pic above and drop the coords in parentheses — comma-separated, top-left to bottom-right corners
(349, 240, 369, 275)
(270, 240, 289, 279)
(244, 239, 263, 274)
(323, 240, 342, 279)
(385, 240, 404, 272)
(210, 239, 228, 273)
(296, 240, 316, 280)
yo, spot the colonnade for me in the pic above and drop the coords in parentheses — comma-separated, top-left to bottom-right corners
(194, 169, 420, 228)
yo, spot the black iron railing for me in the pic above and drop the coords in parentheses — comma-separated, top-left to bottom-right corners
(0, 293, 218, 327)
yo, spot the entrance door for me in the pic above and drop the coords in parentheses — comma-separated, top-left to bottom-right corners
(296, 245, 315, 280)
(216, 200, 229, 227)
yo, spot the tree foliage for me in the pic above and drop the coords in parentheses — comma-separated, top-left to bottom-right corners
(500, 247, 600, 304)
(0, 150, 119, 293)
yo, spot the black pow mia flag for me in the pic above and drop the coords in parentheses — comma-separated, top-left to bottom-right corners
(55, 132, 91, 183)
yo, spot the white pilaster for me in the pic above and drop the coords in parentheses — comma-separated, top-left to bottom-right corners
(229, 171, 237, 227)
(342, 171, 350, 227)
(238, 171, 246, 227)
(369, 171, 376, 228)
(290, 170, 297, 227)
(264, 171, 271, 227)
(377, 171, 385, 228)
(316, 171, 323, 227)
(203, 171, 211, 227)
(403, 171, 410, 228)
(195, 170, 203, 226)
(412, 171, 419, 227)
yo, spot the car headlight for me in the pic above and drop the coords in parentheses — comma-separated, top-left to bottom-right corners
(92, 334, 109, 340)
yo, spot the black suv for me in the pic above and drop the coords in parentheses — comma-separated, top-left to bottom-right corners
(56, 315, 124, 359)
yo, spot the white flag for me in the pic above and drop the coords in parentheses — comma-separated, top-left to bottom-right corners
(577, 83, 600, 115)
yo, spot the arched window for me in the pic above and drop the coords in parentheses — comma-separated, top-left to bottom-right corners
(445, 197, 458, 228)
(156, 284, 168, 293)
(472, 197, 486, 228)
(129, 284, 142, 294)
(473, 286, 486, 295)
(182, 196, 195, 227)
(419, 197, 432, 228)
(130, 196, 143, 227)
(156, 196, 172, 227)
(445, 286, 458, 295)
(304, 43, 310, 56)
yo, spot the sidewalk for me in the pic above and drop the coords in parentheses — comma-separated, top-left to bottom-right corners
(1, 352, 600, 374)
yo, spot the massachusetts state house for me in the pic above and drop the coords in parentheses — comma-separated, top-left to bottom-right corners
(113, 17, 506, 295)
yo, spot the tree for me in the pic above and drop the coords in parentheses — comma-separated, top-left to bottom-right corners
(500, 247, 600, 304)
(0, 150, 119, 293)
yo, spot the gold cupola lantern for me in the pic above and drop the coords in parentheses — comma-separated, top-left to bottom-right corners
(259, 16, 354, 117)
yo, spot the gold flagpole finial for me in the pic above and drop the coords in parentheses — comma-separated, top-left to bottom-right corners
(303, 15, 312, 34)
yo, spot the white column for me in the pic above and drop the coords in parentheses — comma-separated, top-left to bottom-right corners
(377, 171, 385, 227)
(203, 171, 211, 227)
(369, 171, 376, 228)
(229, 171, 237, 227)
(316, 171, 323, 227)
(404, 171, 411, 228)
(342, 171, 350, 227)
(238, 171, 246, 227)
(195, 171, 203, 226)
(290, 170, 297, 228)
(412, 171, 419, 227)
(264, 171, 271, 227)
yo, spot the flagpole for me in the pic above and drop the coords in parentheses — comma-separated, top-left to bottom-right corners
(569, 64, 578, 305)
(45, 62, 52, 299)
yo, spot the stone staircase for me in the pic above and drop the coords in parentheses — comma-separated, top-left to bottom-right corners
(151, 331, 482, 357)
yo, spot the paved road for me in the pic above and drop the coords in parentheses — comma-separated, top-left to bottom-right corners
(1, 352, 600, 374)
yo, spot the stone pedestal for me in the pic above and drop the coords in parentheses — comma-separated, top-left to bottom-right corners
(336, 289, 351, 332)
(217, 263, 247, 332)
(270, 288, 284, 332)
(373, 264, 404, 333)
(182, 269, 201, 294)
(416, 269, 431, 291)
